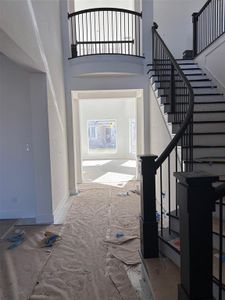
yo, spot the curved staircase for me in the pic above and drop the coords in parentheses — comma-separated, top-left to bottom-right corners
(146, 60, 225, 299)
(150, 60, 225, 176)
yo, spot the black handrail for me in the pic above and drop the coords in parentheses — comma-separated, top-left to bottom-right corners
(141, 23, 194, 260)
(68, 7, 142, 18)
(193, 0, 225, 56)
(68, 7, 142, 58)
(141, 23, 194, 257)
(152, 23, 194, 170)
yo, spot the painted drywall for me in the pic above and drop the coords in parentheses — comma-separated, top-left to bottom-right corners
(195, 33, 225, 93)
(0, 55, 36, 219)
(74, 0, 135, 11)
(31, 0, 69, 214)
(79, 98, 136, 160)
(149, 84, 177, 213)
(154, 0, 206, 57)
(0, 0, 70, 222)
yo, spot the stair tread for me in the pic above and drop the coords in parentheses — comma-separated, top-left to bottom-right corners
(142, 255, 180, 300)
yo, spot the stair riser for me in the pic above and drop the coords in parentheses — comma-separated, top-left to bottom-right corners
(190, 163, 225, 176)
(151, 74, 208, 81)
(177, 60, 194, 64)
(170, 218, 225, 252)
(213, 234, 225, 252)
(213, 205, 225, 220)
(156, 88, 219, 97)
(159, 238, 180, 267)
(153, 80, 213, 89)
(168, 113, 225, 122)
(159, 95, 224, 104)
(179, 64, 199, 70)
(182, 148, 225, 159)
(178, 135, 225, 146)
(163, 103, 225, 113)
(150, 69, 202, 75)
(194, 95, 224, 102)
(173, 123, 225, 133)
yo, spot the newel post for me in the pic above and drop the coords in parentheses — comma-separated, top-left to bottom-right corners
(192, 13, 199, 57)
(139, 155, 159, 258)
(175, 172, 219, 300)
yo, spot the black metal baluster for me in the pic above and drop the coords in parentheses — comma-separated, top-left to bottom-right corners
(112, 11, 114, 54)
(160, 165, 163, 237)
(77, 15, 81, 56)
(107, 11, 109, 54)
(120, 12, 122, 54)
(132, 14, 134, 55)
(168, 155, 171, 234)
(218, 196, 223, 300)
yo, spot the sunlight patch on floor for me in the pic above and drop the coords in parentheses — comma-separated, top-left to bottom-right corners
(121, 160, 136, 168)
(93, 172, 135, 187)
(82, 160, 111, 167)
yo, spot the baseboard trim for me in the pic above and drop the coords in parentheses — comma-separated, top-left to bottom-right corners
(53, 193, 72, 224)
(0, 210, 35, 220)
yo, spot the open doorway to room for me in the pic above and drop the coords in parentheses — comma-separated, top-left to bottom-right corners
(72, 90, 144, 187)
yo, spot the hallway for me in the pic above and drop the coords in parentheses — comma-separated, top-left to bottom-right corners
(0, 181, 152, 300)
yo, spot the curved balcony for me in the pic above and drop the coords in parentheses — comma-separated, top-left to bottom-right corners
(68, 8, 142, 58)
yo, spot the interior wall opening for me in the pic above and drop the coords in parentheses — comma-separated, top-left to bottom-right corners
(72, 89, 144, 188)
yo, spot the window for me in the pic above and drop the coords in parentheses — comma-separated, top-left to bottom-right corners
(88, 120, 117, 153)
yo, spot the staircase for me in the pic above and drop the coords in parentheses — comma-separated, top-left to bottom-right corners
(150, 60, 225, 176)
(139, 22, 225, 300)
(147, 59, 225, 299)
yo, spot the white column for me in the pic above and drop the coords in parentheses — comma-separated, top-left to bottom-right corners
(60, 0, 78, 195)
(142, 0, 153, 69)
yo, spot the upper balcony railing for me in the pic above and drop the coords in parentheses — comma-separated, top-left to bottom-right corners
(193, 0, 225, 56)
(68, 8, 142, 58)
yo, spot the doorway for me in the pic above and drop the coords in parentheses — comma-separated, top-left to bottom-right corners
(72, 90, 144, 187)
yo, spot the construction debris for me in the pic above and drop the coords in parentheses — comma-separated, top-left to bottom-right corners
(7, 229, 25, 250)
(39, 231, 61, 248)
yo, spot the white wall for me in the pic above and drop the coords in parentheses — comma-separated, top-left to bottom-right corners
(79, 98, 136, 160)
(149, 85, 177, 215)
(154, 0, 206, 57)
(74, 0, 135, 11)
(31, 0, 69, 214)
(0, 0, 70, 222)
(0, 55, 36, 219)
(195, 33, 225, 93)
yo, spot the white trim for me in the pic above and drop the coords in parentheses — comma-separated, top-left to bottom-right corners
(53, 193, 73, 224)
(0, 210, 35, 220)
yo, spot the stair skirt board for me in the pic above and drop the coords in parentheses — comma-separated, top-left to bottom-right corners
(140, 252, 180, 300)
(158, 235, 225, 292)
